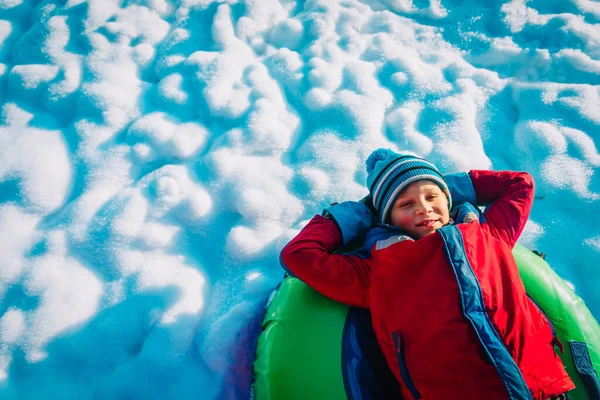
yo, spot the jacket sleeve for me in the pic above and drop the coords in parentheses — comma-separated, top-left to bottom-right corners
(280, 215, 372, 308)
(469, 170, 535, 248)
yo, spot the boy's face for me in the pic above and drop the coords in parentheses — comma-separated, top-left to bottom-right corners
(389, 180, 450, 239)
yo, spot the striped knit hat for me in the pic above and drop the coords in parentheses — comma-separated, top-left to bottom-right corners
(366, 149, 452, 224)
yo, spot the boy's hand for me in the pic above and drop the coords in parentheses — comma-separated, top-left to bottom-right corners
(358, 194, 377, 216)
(322, 198, 376, 247)
(444, 172, 477, 205)
(450, 202, 483, 224)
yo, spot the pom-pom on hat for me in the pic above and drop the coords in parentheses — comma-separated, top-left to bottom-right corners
(366, 149, 452, 223)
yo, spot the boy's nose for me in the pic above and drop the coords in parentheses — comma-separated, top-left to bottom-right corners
(415, 199, 432, 214)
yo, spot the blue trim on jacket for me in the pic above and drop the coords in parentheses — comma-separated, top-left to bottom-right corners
(437, 225, 532, 400)
(392, 331, 421, 399)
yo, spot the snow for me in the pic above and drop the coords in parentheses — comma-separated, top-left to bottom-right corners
(0, 0, 598, 398)
(0, 205, 40, 289)
(0, 104, 72, 212)
(24, 230, 103, 362)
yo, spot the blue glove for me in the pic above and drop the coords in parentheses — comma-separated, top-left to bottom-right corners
(322, 197, 376, 247)
(444, 172, 477, 205)
(451, 202, 483, 224)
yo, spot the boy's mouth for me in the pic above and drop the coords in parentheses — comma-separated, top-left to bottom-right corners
(416, 219, 438, 228)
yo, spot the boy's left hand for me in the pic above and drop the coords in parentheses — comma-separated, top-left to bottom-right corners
(450, 202, 482, 224)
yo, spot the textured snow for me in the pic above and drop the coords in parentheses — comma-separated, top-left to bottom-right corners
(0, 0, 598, 398)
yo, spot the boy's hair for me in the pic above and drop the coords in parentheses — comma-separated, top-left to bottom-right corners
(366, 149, 452, 223)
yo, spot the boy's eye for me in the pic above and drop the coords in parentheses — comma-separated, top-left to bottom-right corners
(398, 201, 412, 208)
(427, 194, 438, 200)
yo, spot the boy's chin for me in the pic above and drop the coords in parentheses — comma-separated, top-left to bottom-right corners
(410, 231, 428, 239)
(412, 225, 440, 239)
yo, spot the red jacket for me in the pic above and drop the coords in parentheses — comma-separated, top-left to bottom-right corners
(281, 170, 574, 399)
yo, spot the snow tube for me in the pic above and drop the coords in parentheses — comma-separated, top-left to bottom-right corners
(251, 245, 600, 400)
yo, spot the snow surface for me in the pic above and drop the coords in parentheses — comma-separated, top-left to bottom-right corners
(0, 0, 599, 398)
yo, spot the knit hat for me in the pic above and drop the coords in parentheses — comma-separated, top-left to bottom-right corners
(366, 149, 452, 223)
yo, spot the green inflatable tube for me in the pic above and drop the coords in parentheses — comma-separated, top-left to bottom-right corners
(514, 245, 600, 399)
(252, 277, 349, 400)
(252, 245, 600, 399)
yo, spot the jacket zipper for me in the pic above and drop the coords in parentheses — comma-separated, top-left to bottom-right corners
(392, 331, 421, 399)
(527, 294, 564, 353)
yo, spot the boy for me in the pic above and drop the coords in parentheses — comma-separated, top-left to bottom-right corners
(280, 149, 574, 399)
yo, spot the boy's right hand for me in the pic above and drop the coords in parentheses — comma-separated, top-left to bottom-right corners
(358, 194, 377, 216)
(322, 199, 376, 247)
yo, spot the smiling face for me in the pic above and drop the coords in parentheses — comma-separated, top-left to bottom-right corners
(389, 180, 450, 239)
